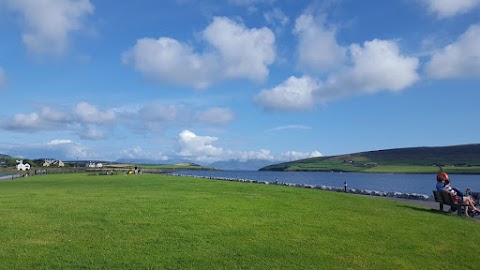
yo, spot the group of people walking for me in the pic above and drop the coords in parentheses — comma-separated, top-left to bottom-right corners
(436, 172, 480, 216)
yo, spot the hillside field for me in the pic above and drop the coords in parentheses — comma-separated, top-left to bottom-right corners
(261, 144, 480, 174)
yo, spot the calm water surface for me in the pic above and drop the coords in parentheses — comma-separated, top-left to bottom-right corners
(175, 170, 480, 195)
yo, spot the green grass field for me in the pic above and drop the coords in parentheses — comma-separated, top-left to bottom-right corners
(1, 174, 479, 269)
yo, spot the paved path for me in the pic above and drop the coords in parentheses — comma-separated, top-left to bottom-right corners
(379, 196, 480, 221)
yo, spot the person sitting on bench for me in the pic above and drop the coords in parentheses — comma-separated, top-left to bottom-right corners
(444, 179, 480, 214)
(436, 172, 479, 215)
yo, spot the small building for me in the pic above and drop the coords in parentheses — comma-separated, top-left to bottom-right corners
(43, 159, 65, 167)
(16, 161, 31, 171)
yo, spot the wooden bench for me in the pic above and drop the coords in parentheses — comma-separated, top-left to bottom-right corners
(432, 190, 470, 216)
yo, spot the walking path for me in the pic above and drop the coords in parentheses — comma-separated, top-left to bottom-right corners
(380, 196, 480, 221)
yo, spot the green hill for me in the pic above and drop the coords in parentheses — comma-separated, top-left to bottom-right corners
(260, 144, 480, 174)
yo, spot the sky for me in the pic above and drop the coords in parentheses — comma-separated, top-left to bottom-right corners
(0, 0, 479, 164)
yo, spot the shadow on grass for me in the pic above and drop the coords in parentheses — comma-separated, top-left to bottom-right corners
(397, 204, 457, 216)
(397, 204, 480, 220)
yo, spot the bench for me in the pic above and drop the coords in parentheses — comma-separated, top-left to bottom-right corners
(432, 190, 470, 216)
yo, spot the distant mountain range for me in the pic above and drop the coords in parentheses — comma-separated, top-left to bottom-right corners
(259, 144, 480, 174)
(116, 158, 276, 171)
(209, 159, 276, 171)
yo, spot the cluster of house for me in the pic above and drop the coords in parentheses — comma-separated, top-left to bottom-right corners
(14, 159, 104, 171)
(42, 159, 65, 167)
(15, 159, 66, 171)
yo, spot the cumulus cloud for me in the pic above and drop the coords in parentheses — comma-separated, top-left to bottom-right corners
(195, 108, 235, 125)
(203, 17, 276, 81)
(0, 67, 6, 88)
(2, 102, 115, 134)
(4, 112, 44, 131)
(324, 39, 419, 96)
(5, 0, 94, 55)
(40, 105, 72, 122)
(122, 37, 219, 89)
(254, 76, 321, 111)
(177, 130, 223, 160)
(425, 24, 480, 79)
(74, 102, 116, 124)
(294, 14, 346, 73)
(256, 39, 419, 111)
(424, 0, 480, 18)
(123, 16, 275, 88)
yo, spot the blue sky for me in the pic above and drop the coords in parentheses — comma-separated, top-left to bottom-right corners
(0, 0, 479, 164)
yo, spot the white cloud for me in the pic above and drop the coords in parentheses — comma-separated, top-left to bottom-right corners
(47, 139, 73, 145)
(123, 17, 275, 88)
(294, 14, 346, 73)
(40, 106, 72, 122)
(1, 102, 115, 134)
(195, 108, 235, 125)
(6, 0, 94, 55)
(177, 130, 223, 160)
(325, 39, 419, 96)
(278, 150, 323, 161)
(174, 130, 322, 163)
(122, 37, 219, 89)
(203, 17, 276, 81)
(425, 24, 480, 79)
(0, 67, 6, 88)
(256, 39, 419, 111)
(3, 112, 44, 131)
(74, 102, 116, 124)
(424, 0, 480, 18)
(46, 139, 89, 159)
(255, 76, 321, 111)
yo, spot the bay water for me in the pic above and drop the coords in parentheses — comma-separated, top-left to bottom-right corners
(174, 170, 480, 195)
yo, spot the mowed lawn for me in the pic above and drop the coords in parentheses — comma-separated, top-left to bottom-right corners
(0, 174, 478, 270)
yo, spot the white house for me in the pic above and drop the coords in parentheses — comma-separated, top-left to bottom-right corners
(43, 159, 65, 167)
(16, 160, 31, 171)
